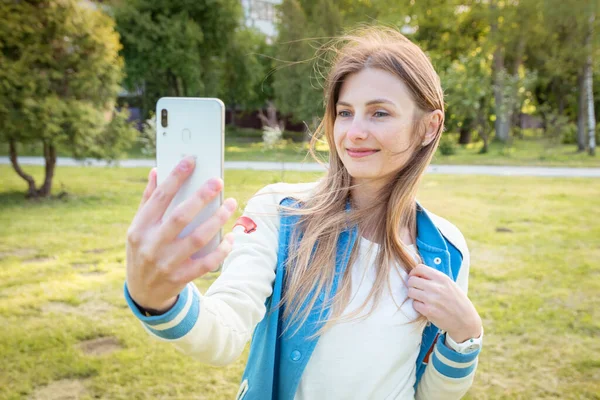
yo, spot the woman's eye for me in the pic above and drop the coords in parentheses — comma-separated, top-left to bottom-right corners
(374, 111, 389, 118)
(337, 110, 352, 117)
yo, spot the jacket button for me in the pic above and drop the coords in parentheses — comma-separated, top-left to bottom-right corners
(433, 257, 442, 265)
(290, 350, 301, 361)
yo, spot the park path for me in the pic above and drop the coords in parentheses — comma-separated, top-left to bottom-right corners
(1, 156, 600, 177)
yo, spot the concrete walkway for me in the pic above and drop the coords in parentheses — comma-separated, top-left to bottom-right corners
(1, 156, 600, 177)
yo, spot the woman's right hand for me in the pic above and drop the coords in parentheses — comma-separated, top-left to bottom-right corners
(125, 156, 238, 313)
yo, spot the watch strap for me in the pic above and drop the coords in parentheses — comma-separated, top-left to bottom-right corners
(132, 296, 179, 317)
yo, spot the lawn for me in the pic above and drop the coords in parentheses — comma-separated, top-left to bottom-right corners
(0, 165, 599, 399)
(2, 127, 600, 168)
(431, 136, 600, 168)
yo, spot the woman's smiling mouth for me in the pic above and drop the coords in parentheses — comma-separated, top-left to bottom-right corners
(346, 148, 380, 158)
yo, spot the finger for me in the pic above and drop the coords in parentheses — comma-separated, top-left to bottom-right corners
(159, 177, 224, 242)
(407, 276, 431, 291)
(138, 168, 157, 212)
(412, 299, 428, 317)
(409, 264, 441, 279)
(178, 233, 235, 282)
(407, 287, 427, 303)
(174, 198, 238, 263)
(137, 156, 196, 228)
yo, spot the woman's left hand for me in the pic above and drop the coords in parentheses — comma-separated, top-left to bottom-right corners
(407, 264, 482, 343)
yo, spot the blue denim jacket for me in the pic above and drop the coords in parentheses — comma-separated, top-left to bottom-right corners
(238, 197, 465, 400)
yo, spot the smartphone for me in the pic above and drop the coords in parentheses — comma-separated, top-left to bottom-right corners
(155, 97, 225, 260)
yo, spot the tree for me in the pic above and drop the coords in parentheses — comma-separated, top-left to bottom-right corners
(273, 0, 343, 139)
(584, 6, 597, 156)
(220, 28, 272, 125)
(273, 0, 312, 128)
(114, 0, 242, 118)
(524, 0, 589, 147)
(488, 0, 541, 143)
(441, 48, 494, 152)
(0, 0, 136, 198)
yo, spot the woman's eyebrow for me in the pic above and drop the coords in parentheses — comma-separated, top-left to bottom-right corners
(336, 99, 395, 107)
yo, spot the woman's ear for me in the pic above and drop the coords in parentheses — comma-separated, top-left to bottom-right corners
(420, 110, 443, 147)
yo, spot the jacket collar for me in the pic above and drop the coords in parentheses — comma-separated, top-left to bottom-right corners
(415, 201, 453, 279)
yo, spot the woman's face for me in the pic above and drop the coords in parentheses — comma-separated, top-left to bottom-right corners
(333, 68, 420, 183)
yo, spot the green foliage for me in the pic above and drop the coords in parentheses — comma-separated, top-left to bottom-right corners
(560, 122, 579, 145)
(438, 135, 457, 156)
(273, 0, 343, 130)
(0, 0, 135, 196)
(271, 0, 599, 151)
(440, 48, 493, 135)
(138, 112, 157, 157)
(0, 0, 124, 146)
(114, 0, 243, 117)
(273, 0, 311, 121)
(568, 122, 600, 146)
(221, 28, 272, 111)
(87, 108, 139, 162)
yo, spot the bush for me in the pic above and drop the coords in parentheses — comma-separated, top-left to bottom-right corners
(88, 107, 139, 162)
(560, 122, 600, 145)
(560, 123, 578, 145)
(438, 135, 457, 156)
(262, 126, 284, 149)
(138, 112, 156, 157)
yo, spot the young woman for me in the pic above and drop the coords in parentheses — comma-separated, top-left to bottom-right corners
(124, 27, 483, 400)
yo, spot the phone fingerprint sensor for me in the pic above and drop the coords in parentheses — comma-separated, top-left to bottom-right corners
(182, 129, 192, 143)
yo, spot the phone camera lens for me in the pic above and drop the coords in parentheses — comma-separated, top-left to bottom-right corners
(161, 109, 168, 128)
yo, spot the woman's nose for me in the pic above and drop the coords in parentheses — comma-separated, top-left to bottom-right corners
(346, 118, 368, 141)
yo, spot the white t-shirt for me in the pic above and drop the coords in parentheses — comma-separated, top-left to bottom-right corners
(295, 237, 426, 400)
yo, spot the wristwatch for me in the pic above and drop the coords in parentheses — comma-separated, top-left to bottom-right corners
(445, 326, 484, 354)
(133, 295, 179, 317)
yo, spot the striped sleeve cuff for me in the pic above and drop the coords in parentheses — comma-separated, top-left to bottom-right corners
(124, 282, 200, 340)
(431, 334, 480, 379)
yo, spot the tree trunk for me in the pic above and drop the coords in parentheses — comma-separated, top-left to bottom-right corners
(491, 1, 509, 143)
(8, 139, 57, 198)
(477, 99, 489, 153)
(181, 77, 188, 97)
(558, 94, 566, 115)
(577, 70, 587, 152)
(493, 67, 510, 142)
(539, 108, 548, 135)
(176, 76, 184, 98)
(458, 118, 472, 145)
(168, 70, 180, 97)
(8, 139, 37, 197)
(38, 140, 57, 197)
(584, 8, 596, 156)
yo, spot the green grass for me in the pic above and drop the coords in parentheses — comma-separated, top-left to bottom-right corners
(431, 136, 600, 167)
(2, 127, 599, 167)
(0, 165, 599, 399)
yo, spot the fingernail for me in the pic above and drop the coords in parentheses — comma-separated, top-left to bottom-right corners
(208, 178, 222, 192)
(225, 199, 237, 212)
(178, 156, 195, 172)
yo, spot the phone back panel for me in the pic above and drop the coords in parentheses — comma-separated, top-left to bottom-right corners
(156, 97, 224, 259)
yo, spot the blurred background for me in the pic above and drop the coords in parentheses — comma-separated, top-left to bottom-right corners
(0, 1, 599, 399)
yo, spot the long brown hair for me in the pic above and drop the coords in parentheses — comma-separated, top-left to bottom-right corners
(277, 26, 445, 338)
